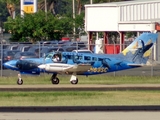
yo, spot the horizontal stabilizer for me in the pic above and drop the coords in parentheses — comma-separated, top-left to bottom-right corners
(127, 63, 145, 67)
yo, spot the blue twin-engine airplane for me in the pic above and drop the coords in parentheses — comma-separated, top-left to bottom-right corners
(3, 33, 158, 85)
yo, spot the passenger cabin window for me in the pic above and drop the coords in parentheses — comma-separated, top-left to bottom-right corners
(84, 56, 91, 61)
(92, 57, 97, 61)
(74, 55, 82, 60)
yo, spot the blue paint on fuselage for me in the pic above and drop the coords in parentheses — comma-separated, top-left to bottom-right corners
(3, 52, 135, 76)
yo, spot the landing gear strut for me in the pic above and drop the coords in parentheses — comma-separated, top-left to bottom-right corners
(70, 75, 78, 84)
(17, 73, 23, 85)
(50, 73, 59, 84)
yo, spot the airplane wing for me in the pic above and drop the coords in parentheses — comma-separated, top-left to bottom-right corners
(38, 63, 92, 73)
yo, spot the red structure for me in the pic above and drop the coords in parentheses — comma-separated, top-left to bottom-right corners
(61, 37, 70, 41)
(88, 32, 124, 54)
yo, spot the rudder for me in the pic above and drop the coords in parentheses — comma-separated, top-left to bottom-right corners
(120, 32, 158, 64)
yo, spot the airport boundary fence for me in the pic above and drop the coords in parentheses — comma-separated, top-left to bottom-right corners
(0, 42, 160, 77)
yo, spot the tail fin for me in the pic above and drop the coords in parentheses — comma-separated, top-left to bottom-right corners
(121, 32, 158, 64)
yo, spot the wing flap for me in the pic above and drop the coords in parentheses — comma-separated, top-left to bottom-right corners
(67, 64, 92, 72)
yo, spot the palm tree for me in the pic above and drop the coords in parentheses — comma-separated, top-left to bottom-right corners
(38, 0, 58, 15)
(0, 0, 19, 19)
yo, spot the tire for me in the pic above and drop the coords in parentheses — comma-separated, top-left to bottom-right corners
(51, 77, 59, 84)
(71, 78, 78, 84)
(17, 78, 23, 85)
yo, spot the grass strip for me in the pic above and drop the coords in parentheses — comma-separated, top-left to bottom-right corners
(1, 75, 160, 85)
(0, 90, 160, 106)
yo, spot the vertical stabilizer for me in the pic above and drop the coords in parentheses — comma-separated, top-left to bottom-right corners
(120, 33, 158, 64)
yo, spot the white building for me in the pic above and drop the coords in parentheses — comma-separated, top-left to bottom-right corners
(85, 0, 160, 60)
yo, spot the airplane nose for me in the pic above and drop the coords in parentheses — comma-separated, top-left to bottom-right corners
(38, 64, 46, 69)
(3, 62, 8, 68)
(3, 60, 17, 69)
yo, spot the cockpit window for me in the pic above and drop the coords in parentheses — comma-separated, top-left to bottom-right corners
(45, 53, 53, 59)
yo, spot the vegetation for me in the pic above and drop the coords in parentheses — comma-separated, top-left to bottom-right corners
(4, 11, 74, 42)
(1, 75, 160, 85)
(0, 71, 160, 106)
(0, 90, 160, 106)
(0, 0, 133, 42)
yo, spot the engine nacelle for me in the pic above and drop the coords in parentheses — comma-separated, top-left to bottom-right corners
(38, 63, 75, 72)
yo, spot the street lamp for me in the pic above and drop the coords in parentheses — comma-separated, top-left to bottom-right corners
(73, 0, 76, 41)
(45, 0, 47, 13)
(90, 0, 93, 4)
(0, 25, 3, 77)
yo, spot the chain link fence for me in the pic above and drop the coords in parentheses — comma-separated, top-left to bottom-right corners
(0, 42, 160, 77)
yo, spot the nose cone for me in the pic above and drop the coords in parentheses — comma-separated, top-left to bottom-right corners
(3, 60, 17, 70)
(38, 64, 46, 69)
(3, 62, 9, 69)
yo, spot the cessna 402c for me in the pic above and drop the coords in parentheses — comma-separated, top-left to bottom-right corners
(3, 33, 158, 85)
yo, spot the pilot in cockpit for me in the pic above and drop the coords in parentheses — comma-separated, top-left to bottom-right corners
(52, 54, 60, 62)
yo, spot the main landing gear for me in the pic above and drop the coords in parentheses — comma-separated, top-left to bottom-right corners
(50, 73, 59, 84)
(50, 73, 78, 85)
(70, 74, 78, 84)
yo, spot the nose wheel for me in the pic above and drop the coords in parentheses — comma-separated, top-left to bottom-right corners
(17, 78, 23, 85)
(17, 74, 23, 85)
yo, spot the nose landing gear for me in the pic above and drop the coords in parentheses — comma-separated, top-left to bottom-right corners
(17, 74, 23, 85)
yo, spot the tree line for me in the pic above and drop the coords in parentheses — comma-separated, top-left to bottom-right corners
(0, 0, 132, 42)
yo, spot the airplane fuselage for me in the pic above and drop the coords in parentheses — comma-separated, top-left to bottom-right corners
(4, 52, 136, 76)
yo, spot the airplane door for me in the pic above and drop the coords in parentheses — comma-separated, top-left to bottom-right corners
(92, 57, 101, 67)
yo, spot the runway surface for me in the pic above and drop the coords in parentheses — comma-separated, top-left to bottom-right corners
(1, 112, 160, 120)
(1, 67, 160, 120)
(0, 84, 160, 91)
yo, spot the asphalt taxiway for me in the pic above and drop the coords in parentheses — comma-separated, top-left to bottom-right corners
(0, 84, 160, 91)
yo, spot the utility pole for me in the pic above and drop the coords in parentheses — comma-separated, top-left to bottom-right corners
(45, 0, 47, 13)
(73, 0, 76, 41)
(0, 21, 3, 77)
(90, 0, 93, 4)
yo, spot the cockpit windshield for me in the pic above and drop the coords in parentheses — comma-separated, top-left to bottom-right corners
(45, 53, 54, 59)
(45, 52, 62, 62)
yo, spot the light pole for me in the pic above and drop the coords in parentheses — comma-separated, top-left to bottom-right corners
(45, 0, 47, 13)
(73, 0, 76, 41)
(0, 24, 3, 77)
(90, 0, 93, 4)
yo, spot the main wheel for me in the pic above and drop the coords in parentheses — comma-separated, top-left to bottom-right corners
(51, 77, 59, 84)
(17, 78, 23, 85)
(71, 78, 78, 84)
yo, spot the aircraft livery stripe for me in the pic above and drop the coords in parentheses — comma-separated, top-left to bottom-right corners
(50, 65, 70, 68)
